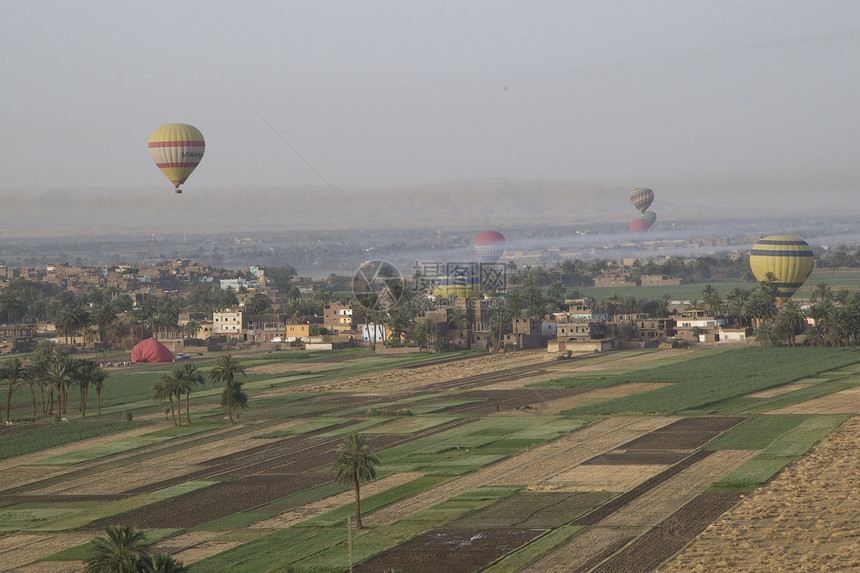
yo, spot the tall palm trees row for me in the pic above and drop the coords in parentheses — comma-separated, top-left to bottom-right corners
(0, 343, 110, 423)
(153, 354, 247, 426)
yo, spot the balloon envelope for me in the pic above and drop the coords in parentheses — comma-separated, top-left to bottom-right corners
(630, 188, 654, 213)
(630, 218, 649, 232)
(131, 338, 175, 363)
(642, 211, 657, 227)
(149, 123, 205, 192)
(434, 266, 481, 299)
(749, 235, 814, 304)
(474, 231, 506, 262)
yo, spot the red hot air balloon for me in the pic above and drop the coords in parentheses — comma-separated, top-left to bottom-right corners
(630, 188, 654, 213)
(630, 218, 649, 233)
(474, 231, 506, 262)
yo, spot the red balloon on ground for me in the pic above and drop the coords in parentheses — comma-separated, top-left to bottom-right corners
(131, 338, 175, 363)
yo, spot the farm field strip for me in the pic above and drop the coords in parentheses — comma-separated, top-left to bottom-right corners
(26, 421, 307, 496)
(520, 527, 641, 573)
(528, 383, 673, 416)
(0, 421, 297, 495)
(248, 472, 425, 530)
(768, 385, 860, 415)
(598, 450, 756, 527)
(363, 416, 674, 528)
(0, 532, 93, 571)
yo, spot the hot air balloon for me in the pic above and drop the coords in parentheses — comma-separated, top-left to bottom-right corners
(630, 218, 649, 233)
(642, 210, 657, 228)
(148, 123, 205, 193)
(749, 235, 814, 305)
(474, 231, 506, 263)
(434, 265, 482, 299)
(630, 188, 654, 213)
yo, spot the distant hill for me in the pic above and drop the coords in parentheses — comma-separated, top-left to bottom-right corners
(0, 179, 742, 238)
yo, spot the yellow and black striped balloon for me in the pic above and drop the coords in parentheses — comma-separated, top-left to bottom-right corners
(749, 235, 814, 304)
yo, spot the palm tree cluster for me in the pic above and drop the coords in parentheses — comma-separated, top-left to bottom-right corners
(152, 363, 205, 426)
(0, 276, 276, 352)
(151, 354, 247, 425)
(0, 342, 110, 423)
(84, 525, 187, 573)
(698, 281, 860, 347)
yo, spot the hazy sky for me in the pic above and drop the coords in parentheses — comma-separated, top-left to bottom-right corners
(3, 1, 859, 209)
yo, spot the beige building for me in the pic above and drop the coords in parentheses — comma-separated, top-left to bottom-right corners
(213, 310, 246, 340)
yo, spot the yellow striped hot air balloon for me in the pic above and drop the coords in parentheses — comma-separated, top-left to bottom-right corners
(749, 235, 814, 305)
(433, 265, 482, 300)
(148, 123, 205, 193)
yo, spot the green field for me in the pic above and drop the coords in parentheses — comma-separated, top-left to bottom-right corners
(1, 344, 858, 572)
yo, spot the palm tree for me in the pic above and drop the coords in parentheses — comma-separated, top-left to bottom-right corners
(150, 553, 189, 573)
(208, 354, 246, 424)
(154, 372, 182, 426)
(0, 357, 24, 423)
(21, 363, 41, 418)
(776, 299, 806, 346)
(448, 307, 468, 332)
(84, 525, 152, 573)
(90, 366, 110, 416)
(700, 285, 723, 315)
(489, 307, 513, 352)
(54, 304, 90, 345)
(810, 282, 833, 303)
(182, 320, 202, 340)
(505, 289, 525, 319)
(332, 433, 381, 529)
(364, 309, 387, 352)
(93, 303, 117, 348)
(44, 357, 70, 422)
(177, 363, 205, 424)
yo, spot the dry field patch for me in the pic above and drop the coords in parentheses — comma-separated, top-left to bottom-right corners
(536, 464, 672, 492)
(532, 383, 672, 415)
(746, 383, 813, 398)
(768, 386, 860, 415)
(661, 416, 860, 573)
(28, 420, 305, 496)
(521, 526, 641, 573)
(0, 532, 92, 571)
(309, 351, 552, 395)
(250, 472, 424, 530)
(599, 450, 756, 527)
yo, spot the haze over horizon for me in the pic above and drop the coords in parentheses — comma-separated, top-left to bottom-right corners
(3, 1, 860, 222)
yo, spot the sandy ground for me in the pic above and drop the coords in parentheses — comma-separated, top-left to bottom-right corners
(660, 416, 860, 572)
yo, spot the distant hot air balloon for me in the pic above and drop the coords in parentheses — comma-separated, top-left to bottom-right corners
(434, 265, 482, 299)
(642, 211, 657, 228)
(474, 231, 506, 263)
(630, 218, 649, 233)
(630, 188, 654, 213)
(148, 123, 205, 193)
(749, 235, 815, 305)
